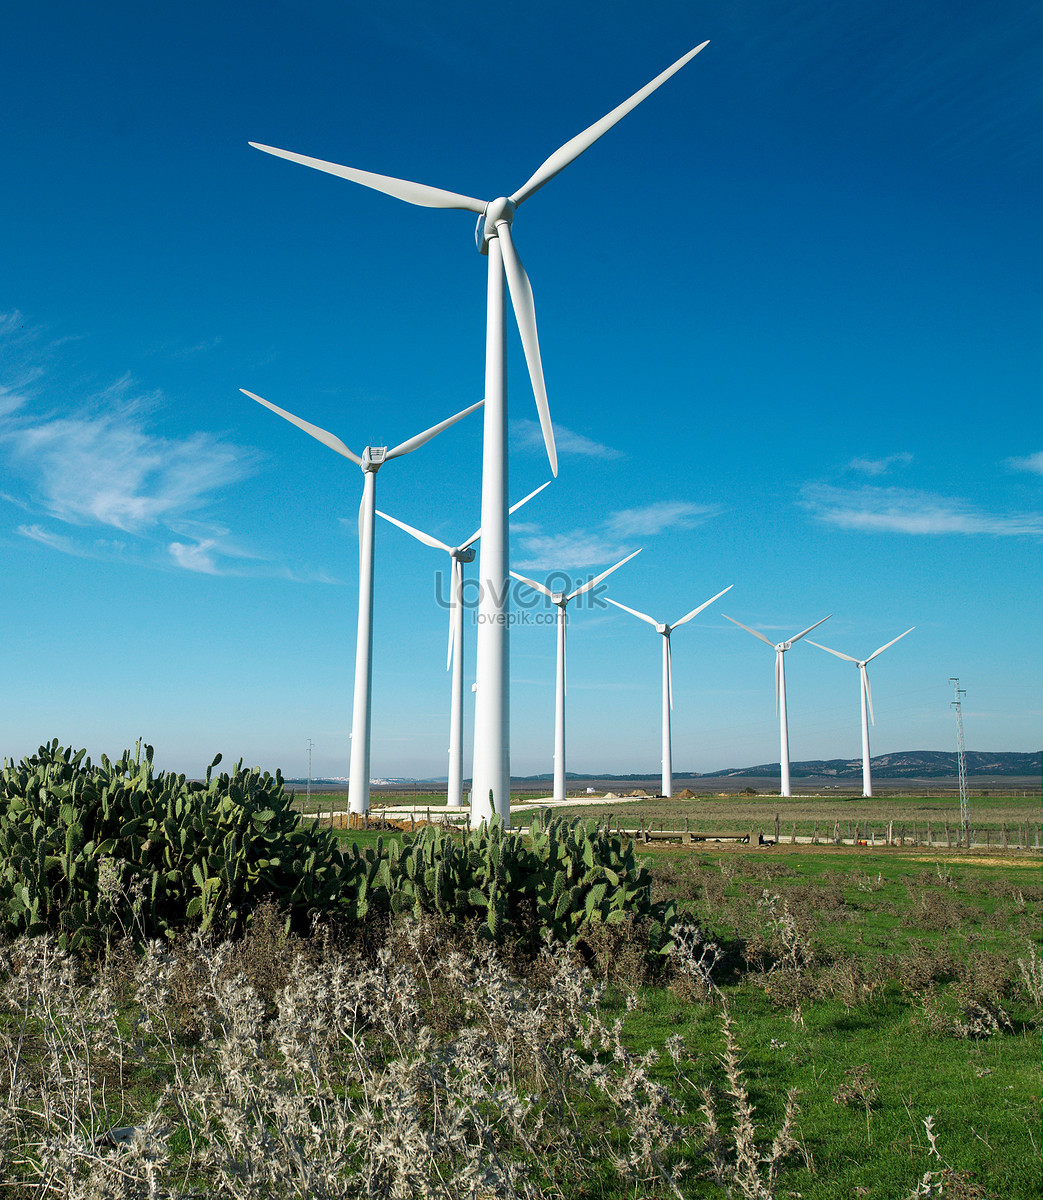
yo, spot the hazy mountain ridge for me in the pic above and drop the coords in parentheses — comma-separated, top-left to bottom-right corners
(700, 751, 1040, 780)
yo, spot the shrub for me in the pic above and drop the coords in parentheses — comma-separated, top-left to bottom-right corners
(0, 741, 341, 949)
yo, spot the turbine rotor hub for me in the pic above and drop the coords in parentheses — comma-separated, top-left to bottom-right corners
(476, 196, 516, 253)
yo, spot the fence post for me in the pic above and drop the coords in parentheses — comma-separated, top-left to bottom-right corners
(945, 822, 951, 849)
(813, 823, 818, 845)
(887, 820, 893, 846)
(775, 813, 780, 842)
(1002, 823, 1007, 850)
(834, 819, 840, 845)
(791, 822, 797, 845)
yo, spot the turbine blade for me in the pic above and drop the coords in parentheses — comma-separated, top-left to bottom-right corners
(386, 399, 484, 459)
(671, 583, 734, 629)
(667, 635, 674, 710)
(722, 614, 775, 647)
(775, 650, 781, 717)
(788, 614, 833, 645)
(241, 389, 362, 465)
(376, 509, 451, 552)
(509, 570, 554, 599)
(509, 41, 710, 206)
(805, 639, 858, 664)
(249, 143, 488, 212)
(508, 479, 552, 515)
(568, 548, 641, 600)
(606, 597, 660, 628)
(447, 557, 462, 671)
(865, 626, 916, 663)
(496, 223, 557, 476)
(357, 490, 366, 573)
(458, 479, 551, 550)
(864, 664, 875, 726)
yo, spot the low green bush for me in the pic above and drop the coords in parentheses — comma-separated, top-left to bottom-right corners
(0, 741, 341, 949)
(0, 742, 674, 961)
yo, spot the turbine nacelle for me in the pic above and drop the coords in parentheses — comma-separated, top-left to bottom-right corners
(656, 623, 669, 636)
(362, 445, 388, 471)
(453, 546, 477, 564)
(551, 592, 567, 606)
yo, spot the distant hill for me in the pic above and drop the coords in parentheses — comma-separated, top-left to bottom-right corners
(699, 751, 1040, 781)
(287, 751, 1039, 789)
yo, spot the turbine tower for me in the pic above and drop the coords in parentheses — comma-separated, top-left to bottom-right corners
(806, 628, 914, 797)
(608, 586, 732, 797)
(511, 551, 641, 801)
(241, 388, 482, 815)
(377, 480, 550, 808)
(249, 41, 709, 827)
(722, 613, 832, 798)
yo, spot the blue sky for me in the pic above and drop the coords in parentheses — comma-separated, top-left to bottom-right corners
(1, 0, 1039, 781)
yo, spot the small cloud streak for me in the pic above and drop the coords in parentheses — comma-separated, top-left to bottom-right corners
(802, 484, 1042, 536)
(1006, 451, 1043, 476)
(18, 524, 89, 556)
(511, 418, 623, 461)
(514, 531, 634, 572)
(605, 501, 718, 538)
(846, 452, 913, 476)
(514, 500, 718, 570)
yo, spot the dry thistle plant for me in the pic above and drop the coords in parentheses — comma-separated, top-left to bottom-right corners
(694, 1005, 803, 1199)
(3, 920, 742, 1199)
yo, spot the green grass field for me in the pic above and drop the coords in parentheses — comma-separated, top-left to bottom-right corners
(4, 816, 1038, 1197)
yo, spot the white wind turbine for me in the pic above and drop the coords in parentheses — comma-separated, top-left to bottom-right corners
(722, 613, 832, 798)
(608, 586, 732, 798)
(249, 40, 709, 827)
(511, 551, 642, 801)
(806, 628, 915, 797)
(241, 387, 482, 815)
(377, 480, 551, 809)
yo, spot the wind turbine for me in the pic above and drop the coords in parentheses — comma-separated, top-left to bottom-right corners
(722, 613, 832, 798)
(607, 586, 732, 798)
(511, 551, 642, 801)
(249, 40, 709, 827)
(377, 480, 551, 809)
(806, 628, 915, 797)
(240, 387, 483, 815)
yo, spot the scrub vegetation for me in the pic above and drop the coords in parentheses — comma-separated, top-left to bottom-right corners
(1, 744, 1039, 1198)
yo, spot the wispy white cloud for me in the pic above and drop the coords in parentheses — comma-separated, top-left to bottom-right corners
(845, 452, 913, 476)
(1006, 450, 1043, 476)
(514, 499, 718, 571)
(514, 531, 634, 572)
(1, 318, 263, 576)
(802, 484, 1042, 536)
(604, 501, 718, 538)
(17, 524, 90, 557)
(511, 418, 623, 461)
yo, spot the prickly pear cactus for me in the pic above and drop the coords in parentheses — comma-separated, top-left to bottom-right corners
(0, 740, 342, 949)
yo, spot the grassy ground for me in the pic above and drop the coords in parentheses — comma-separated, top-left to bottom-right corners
(3, 827, 1038, 1197)
(613, 844, 1041, 1198)
(331, 831, 1042, 1197)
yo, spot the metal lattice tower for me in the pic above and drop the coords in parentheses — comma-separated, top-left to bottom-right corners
(949, 679, 968, 827)
(306, 739, 314, 806)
